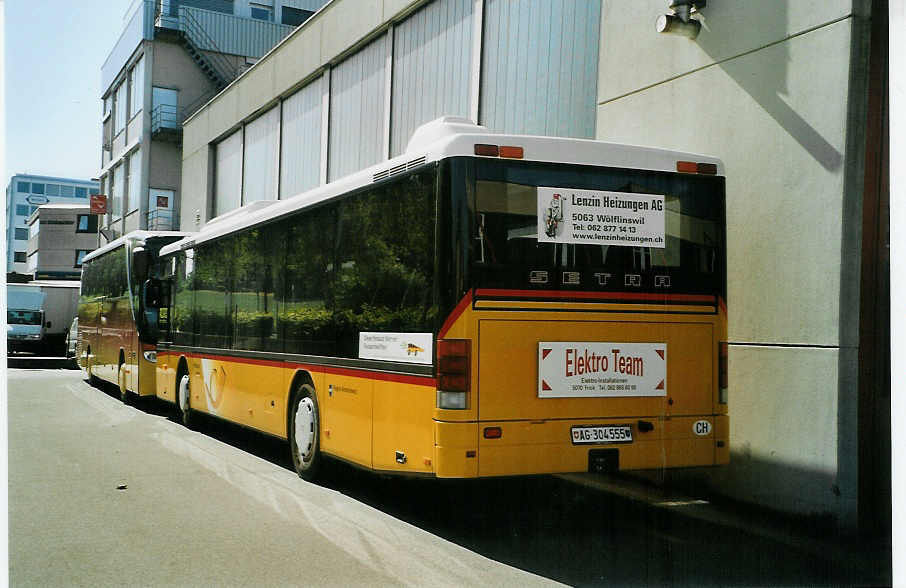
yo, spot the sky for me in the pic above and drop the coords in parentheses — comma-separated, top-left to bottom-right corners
(3, 0, 134, 186)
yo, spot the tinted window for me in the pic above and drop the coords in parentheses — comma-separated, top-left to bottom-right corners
(283, 205, 337, 355)
(15, 205, 28, 216)
(61, 185, 74, 197)
(281, 6, 313, 26)
(466, 159, 725, 297)
(172, 250, 195, 346)
(250, 6, 271, 20)
(78, 187, 89, 198)
(193, 240, 233, 349)
(233, 226, 283, 352)
(13, 252, 26, 263)
(77, 215, 98, 233)
(46, 184, 60, 196)
(17, 182, 29, 193)
(75, 250, 90, 267)
(31, 183, 44, 195)
(14, 228, 27, 240)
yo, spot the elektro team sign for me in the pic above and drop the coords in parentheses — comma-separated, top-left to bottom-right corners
(537, 187, 665, 248)
(538, 342, 667, 398)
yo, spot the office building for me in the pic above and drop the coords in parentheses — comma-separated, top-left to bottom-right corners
(26, 205, 99, 280)
(97, 0, 326, 241)
(6, 174, 99, 274)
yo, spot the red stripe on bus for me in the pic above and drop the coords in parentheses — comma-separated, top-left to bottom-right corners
(718, 296, 727, 314)
(293, 363, 436, 387)
(163, 351, 435, 387)
(438, 290, 474, 338)
(474, 289, 716, 304)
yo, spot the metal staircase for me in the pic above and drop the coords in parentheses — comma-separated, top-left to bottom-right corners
(178, 7, 238, 92)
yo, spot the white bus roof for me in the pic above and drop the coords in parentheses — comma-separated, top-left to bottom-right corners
(82, 230, 191, 264)
(161, 117, 723, 255)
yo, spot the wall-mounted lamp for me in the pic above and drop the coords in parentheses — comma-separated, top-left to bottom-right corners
(656, 0, 705, 39)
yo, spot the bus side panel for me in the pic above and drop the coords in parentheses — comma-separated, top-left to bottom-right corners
(77, 300, 100, 371)
(138, 351, 157, 396)
(156, 350, 177, 403)
(319, 373, 373, 469)
(184, 354, 285, 438)
(372, 379, 436, 473)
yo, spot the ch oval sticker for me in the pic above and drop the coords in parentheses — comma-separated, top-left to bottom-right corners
(693, 420, 712, 436)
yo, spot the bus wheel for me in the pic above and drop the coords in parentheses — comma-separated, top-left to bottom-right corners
(86, 347, 98, 386)
(177, 373, 194, 429)
(118, 361, 131, 405)
(289, 383, 321, 481)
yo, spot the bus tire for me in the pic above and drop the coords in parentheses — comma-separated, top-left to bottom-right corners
(289, 383, 321, 481)
(176, 371, 194, 429)
(118, 358, 131, 405)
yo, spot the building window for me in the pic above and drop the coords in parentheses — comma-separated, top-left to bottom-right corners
(115, 81, 127, 134)
(13, 252, 25, 263)
(14, 228, 27, 240)
(281, 6, 313, 26)
(75, 250, 91, 268)
(46, 183, 60, 196)
(250, 6, 272, 21)
(130, 56, 144, 118)
(77, 215, 98, 233)
(31, 183, 45, 194)
(76, 187, 88, 198)
(16, 182, 29, 193)
(15, 204, 29, 216)
(128, 149, 142, 213)
(30, 206, 37, 215)
(89, 188, 99, 196)
(61, 185, 74, 197)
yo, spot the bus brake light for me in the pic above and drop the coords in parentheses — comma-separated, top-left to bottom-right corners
(677, 161, 718, 175)
(437, 339, 470, 409)
(474, 144, 499, 157)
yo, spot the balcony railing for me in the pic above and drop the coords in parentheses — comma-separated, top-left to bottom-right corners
(151, 103, 181, 135)
(147, 208, 174, 230)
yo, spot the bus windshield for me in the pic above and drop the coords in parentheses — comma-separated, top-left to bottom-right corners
(462, 159, 726, 297)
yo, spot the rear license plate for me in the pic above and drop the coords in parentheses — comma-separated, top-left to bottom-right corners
(571, 425, 632, 445)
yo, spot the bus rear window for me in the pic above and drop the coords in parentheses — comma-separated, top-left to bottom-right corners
(468, 160, 725, 297)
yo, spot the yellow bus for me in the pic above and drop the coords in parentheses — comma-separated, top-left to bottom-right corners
(148, 117, 727, 480)
(77, 231, 189, 402)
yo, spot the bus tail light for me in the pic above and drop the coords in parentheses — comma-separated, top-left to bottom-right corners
(718, 342, 728, 404)
(474, 144, 499, 157)
(677, 161, 718, 175)
(483, 426, 502, 439)
(474, 144, 524, 159)
(437, 339, 470, 409)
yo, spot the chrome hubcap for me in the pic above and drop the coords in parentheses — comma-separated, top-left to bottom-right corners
(294, 397, 315, 461)
(179, 375, 190, 412)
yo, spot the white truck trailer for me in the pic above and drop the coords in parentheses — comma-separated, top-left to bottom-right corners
(7, 281, 80, 355)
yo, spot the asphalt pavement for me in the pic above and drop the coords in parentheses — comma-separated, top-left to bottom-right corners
(7, 366, 892, 586)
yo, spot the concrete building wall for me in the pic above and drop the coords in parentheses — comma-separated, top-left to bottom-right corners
(150, 40, 221, 116)
(26, 206, 96, 279)
(595, 0, 872, 527)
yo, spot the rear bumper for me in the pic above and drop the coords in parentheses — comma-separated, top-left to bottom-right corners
(434, 415, 728, 478)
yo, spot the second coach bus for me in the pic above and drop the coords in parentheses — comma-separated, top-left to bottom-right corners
(78, 231, 189, 401)
(147, 117, 728, 479)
